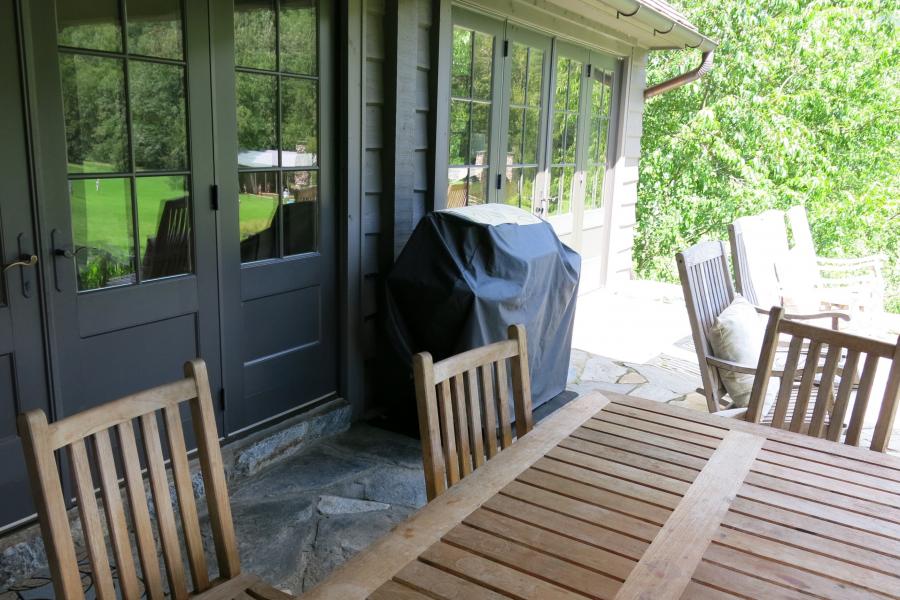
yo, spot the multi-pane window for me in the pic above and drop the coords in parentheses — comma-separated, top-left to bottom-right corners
(548, 56, 583, 217)
(57, 0, 192, 291)
(503, 43, 544, 212)
(447, 27, 494, 207)
(585, 68, 614, 211)
(234, 0, 319, 263)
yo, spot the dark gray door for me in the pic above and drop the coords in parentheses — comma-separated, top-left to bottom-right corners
(25, 0, 224, 427)
(0, 0, 53, 530)
(214, 0, 338, 434)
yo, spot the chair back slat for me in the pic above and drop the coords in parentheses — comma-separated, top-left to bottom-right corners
(478, 363, 500, 458)
(827, 350, 860, 442)
(17, 359, 241, 600)
(771, 335, 805, 429)
(808, 344, 841, 437)
(747, 308, 900, 452)
(163, 405, 210, 592)
(69, 438, 117, 599)
(789, 341, 823, 433)
(494, 358, 514, 449)
(465, 369, 485, 469)
(676, 241, 737, 412)
(141, 411, 190, 599)
(845, 354, 881, 446)
(436, 379, 460, 486)
(93, 428, 141, 599)
(729, 212, 790, 308)
(450, 375, 473, 477)
(413, 324, 533, 501)
(117, 420, 166, 599)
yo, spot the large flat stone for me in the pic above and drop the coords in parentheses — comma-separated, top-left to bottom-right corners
(624, 362, 699, 395)
(322, 423, 423, 470)
(580, 355, 628, 384)
(317, 496, 390, 515)
(628, 383, 680, 402)
(357, 464, 427, 509)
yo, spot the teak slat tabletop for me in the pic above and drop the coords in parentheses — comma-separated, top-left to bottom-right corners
(303, 392, 900, 600)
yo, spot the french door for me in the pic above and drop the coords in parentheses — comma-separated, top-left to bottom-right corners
(0, 0, 54, 530)
(446, 8, 620, 238)
(26, 0, 224, 437)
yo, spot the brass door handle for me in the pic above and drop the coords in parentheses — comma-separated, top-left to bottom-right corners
(2, 254, 37, 272)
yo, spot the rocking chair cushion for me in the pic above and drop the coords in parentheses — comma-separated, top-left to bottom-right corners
(708, 296, 765, 407)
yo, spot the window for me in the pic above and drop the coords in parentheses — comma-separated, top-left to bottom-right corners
(447, 26, 495, 208)
(234, 0, 319, 263)
(57, 0, 192, 291)
(445, 9, 619, 230)
(502, 41, 545, 213)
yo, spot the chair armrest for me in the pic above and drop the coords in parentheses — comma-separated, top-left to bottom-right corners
(715, 407, 748, 419)
(817, 254, 883, 267)
(706, 356, 787, 377)
(751, 304, 850, 323)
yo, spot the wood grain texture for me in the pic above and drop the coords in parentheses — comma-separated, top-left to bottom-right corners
(614, 430, 765, 600)
(301, 392, 609, 599)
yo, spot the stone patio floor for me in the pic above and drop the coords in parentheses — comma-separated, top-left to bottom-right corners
(3, 280, 898, 596)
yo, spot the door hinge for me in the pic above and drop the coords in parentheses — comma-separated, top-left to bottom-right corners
(210, 184, 219, 211)
(219, 388, 226, 411)
(586, 64, 592, 77)
(503, 40, 509, 57)
(496, 174, 502, 190)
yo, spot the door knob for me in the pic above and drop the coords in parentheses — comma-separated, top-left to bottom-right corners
(2, 254, 38, 272)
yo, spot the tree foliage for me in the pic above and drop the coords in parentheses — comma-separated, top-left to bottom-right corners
(636, 0, 899, 311)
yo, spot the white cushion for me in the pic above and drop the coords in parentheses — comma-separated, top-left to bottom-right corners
(707, 296, 764, 407)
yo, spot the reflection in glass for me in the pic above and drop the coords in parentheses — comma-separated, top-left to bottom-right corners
(239, 171, 279, 262)
(549, 166, 574, 215)
(281, 77, 318, 167)
(237, 72, 278, 167)
(60, 54, 129, 174)
(130, 61, 188, 171)
(465, 168, 488, 205)
(585, 73, 613, 210)
(234, 0, 276, 70)
(136, 176, 191, 279)
(446, 168, 488, 208)
(127, 0, 183, 60)
(470, 103, 490, 165)
(509, 44, 528, 106)
(69, 177, 135, 290)
(504, 166, 536, 212)
(56, 0, 121, 52)
(283, 170, 318, 255)
(448, 100, 469, 165)
(507, 109, 523, 164)
(472, 31, 493, 101)
(281, 0, 317, 75)
(450, 28, 472, 97)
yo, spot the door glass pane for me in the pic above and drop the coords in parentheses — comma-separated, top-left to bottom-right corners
(465, 168, 488, 205)
(281, 0, 317, 75)
(507, 108, 523, 164)
(503, 166, 536, 212)
(127, 0, 183, 60)
(523, 108, 539, 164)
(283, 170, 317, 255)
(69, 177, 135, 290)
(471, 32, 493, 101)
(137, 176, 191, 279)
(236, 72, 278, 168)
(451, 29, 472, 97)
(60, 54, 129, 174)
(503, 41, 544, 213)
(448, 100, 469, 165)
(130, 61, 188, 171)
(56, 0, 122, 52)
(469, 102, 490, 165)
(239, 171, 278, 262)
(234, 0, 276, 70)
(281, 77, 318, 167)
(548, 55, 582, 217)
(586, 71, 613, 211)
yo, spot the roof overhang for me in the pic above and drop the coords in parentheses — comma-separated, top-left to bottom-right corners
(597, 0, 717, 51)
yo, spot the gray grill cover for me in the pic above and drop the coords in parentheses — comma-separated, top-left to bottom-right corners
(384, 205, 580, 416)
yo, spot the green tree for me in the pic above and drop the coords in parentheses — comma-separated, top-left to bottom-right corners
(636, 0, 899, 312)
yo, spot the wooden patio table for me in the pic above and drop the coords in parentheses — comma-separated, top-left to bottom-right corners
(302, 391, 900, 600)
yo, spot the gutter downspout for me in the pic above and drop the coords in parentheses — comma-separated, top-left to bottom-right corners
(644, 49, 715, 99)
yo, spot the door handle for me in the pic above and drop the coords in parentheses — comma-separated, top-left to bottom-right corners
(2, 254, 37, 272)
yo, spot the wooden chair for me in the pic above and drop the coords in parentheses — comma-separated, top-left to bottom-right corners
(413, 324, 532, 501)
(676, 241, 846, 416)
(729, 211, 849, 329)
(17, 359, 290, 600)
(786, 205, 884, 314)
(142, 197, 191, 279)
(747, 307, 900, 452)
